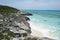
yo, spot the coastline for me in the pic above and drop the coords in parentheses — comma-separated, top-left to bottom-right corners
(28, 21, 57, 40)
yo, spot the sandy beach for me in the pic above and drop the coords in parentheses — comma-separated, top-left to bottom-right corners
(31, 29, 43, 37)
(28, 21, 48, 37)
(28, 21, 56, 39)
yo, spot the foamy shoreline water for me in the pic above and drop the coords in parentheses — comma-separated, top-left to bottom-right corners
(28, 21, 58, 40)
(26, 10, 60, 40)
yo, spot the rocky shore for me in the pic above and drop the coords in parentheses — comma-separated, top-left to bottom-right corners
(0, 5, 55, 40)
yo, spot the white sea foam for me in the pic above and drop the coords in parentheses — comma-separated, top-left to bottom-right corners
(28, 21, 58, 40)
(26, 10, 60, 40)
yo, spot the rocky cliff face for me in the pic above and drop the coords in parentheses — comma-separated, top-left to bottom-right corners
(0, 5, 32, 40)
(0, 5, 32, 33)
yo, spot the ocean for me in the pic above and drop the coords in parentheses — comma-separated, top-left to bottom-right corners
(25, 10, 60, 40)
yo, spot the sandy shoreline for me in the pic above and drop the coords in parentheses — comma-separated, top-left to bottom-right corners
(28, 21, 56, 39)
(31, 29, 43, 37)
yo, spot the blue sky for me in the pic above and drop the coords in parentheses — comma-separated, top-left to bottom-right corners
(0, 0, 60, 10)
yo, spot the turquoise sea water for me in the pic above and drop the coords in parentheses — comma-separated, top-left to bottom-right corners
(26, 10, 60, 40)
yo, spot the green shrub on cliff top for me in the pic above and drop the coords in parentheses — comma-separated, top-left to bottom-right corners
(0, 5, 20, 17)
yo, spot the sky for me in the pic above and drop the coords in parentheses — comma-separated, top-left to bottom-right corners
(0, 0, 60, 10)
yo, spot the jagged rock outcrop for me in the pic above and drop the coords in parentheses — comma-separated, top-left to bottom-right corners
(0, 5, 32, 40)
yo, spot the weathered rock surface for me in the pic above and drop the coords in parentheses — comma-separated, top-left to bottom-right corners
(0, 5, 32, 33)
(0, 5, 32, 40)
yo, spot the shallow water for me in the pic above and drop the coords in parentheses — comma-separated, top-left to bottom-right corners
(26, 10, 60, 40)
